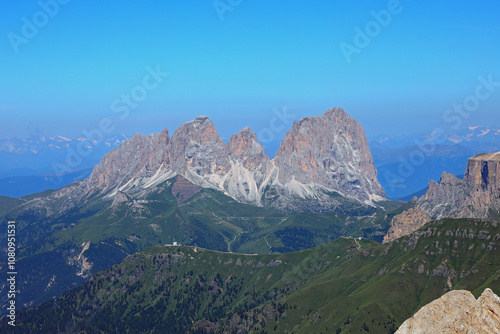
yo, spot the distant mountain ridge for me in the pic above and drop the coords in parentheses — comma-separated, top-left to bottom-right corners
(0, 168, 92, 198)
(0, 134, 130, 155)
(0, 133, 130, 185)
(369, 125, 500, 150)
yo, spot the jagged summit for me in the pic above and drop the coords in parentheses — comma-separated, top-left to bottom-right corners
(191, 115, 211, 122)
(324, 106, 348, 117)
(227, 127, 267, 163)
(295, 107, 348, 126)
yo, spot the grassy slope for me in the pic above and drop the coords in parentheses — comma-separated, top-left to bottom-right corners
(0, 178, 402, 318)
(4, 218, 500, 333)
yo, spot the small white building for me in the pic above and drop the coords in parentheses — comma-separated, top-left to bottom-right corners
(173, 241, 178, 246)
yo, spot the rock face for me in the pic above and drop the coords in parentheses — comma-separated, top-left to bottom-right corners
(383, 208, 431, 243)
(396, 288, 500, 334)
(223, 127, 274, 204)
(170, 116, 230, 181)
(84, 129, 172, 194)
(274, 108, 385, 203)
(42, 108, 386, 213)
(384, 152, 500, 242)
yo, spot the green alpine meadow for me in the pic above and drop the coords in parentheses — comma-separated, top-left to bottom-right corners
(3, 218, 499, 333)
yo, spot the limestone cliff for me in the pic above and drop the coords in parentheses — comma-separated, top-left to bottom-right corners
(396, 288, 500, 334)
(385, 152, 500, 243)
(383, 208, 431, 243)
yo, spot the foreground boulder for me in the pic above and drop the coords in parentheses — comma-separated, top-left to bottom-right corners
(397, 288, 500, 333)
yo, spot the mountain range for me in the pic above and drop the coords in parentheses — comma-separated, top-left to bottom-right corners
(0, 134, 130, 176)
(1, 107, 499, 332)
(0, 134, 130, 197)
(2, 124, 499, 200)
(370, 125, 500, 150)
(13, 108, 387, 216)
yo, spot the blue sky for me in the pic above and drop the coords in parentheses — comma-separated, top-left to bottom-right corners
(1, 0, 499, 142)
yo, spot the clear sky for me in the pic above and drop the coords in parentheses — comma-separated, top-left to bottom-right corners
(1, 0, 499, 142)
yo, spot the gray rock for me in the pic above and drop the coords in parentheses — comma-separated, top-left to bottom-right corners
(396, 288, 500, 333)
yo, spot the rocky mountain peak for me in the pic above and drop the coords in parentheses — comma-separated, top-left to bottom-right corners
(275, 107, 386, 203)
(158, 128, 169, 140)
(383, 207, 431, 243)
(84, 131, 167, 193)
(396, 288, 500, 333)
(323, 105, 348, 118)
(172, 115, 220, 143)
(170, 115, 229, 177)
(439, 171, 461, 185)
(227, 127, 268, 168)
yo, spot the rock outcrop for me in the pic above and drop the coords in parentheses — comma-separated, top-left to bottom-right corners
(384, 152, 500, 242)
(396, 288, 500, 333)
(111, 190, 131, 207)
(170, 116, 230, 182)
(383, 208, 431, 243)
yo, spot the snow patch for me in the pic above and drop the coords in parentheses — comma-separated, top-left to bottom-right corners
(57, 135, 72, 142)
(478, 129, 491, 137)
